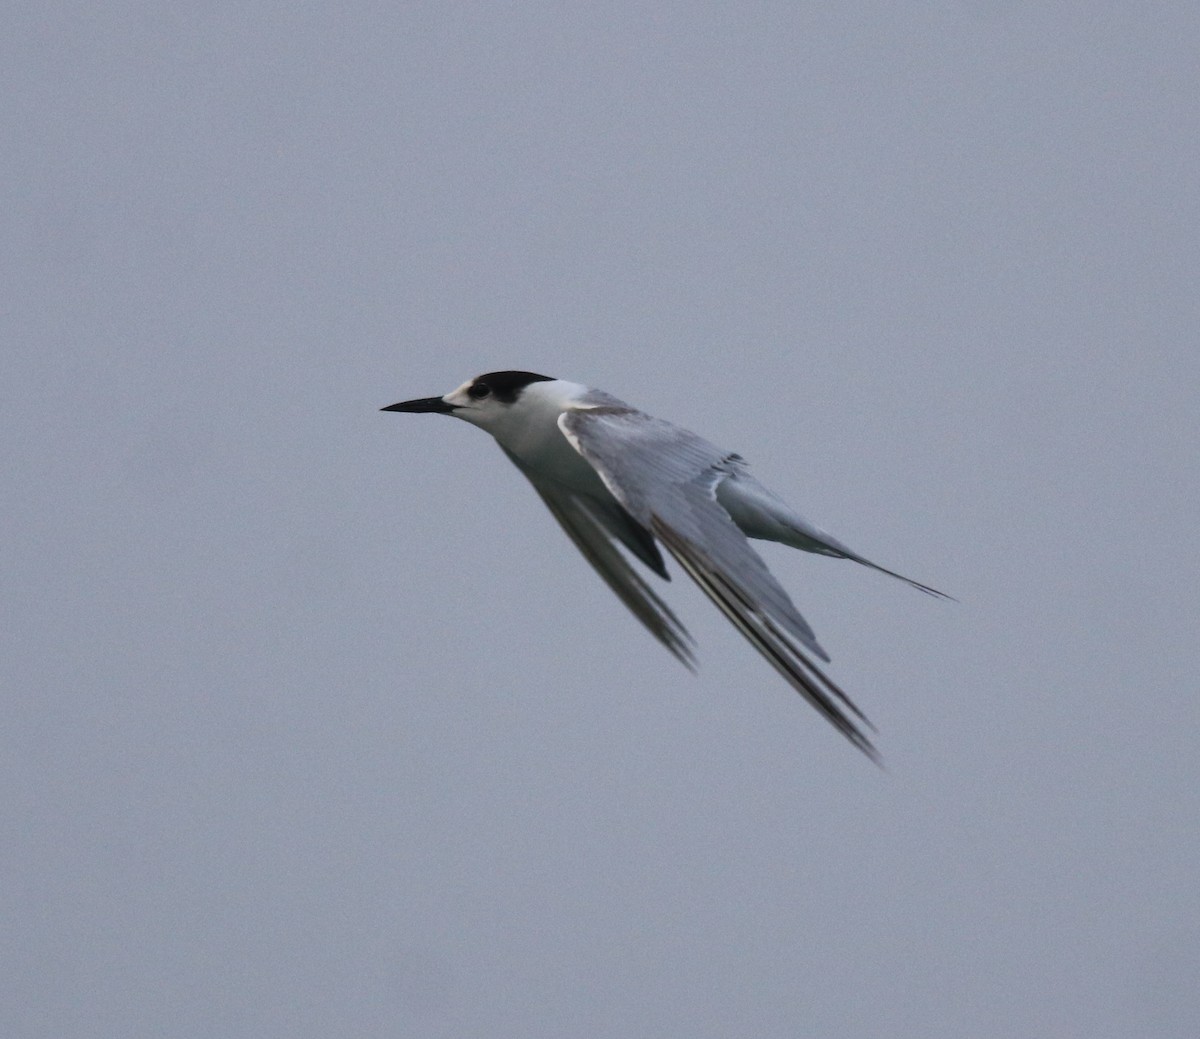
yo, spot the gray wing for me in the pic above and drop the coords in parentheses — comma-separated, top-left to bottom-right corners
(500, 447, 696, 669)
(559, 406, 878, 760)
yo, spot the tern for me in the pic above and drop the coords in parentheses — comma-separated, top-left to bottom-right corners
(383, 371, 948, 759)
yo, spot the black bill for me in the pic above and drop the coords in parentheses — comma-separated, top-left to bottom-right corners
(380, 396, 457, 414)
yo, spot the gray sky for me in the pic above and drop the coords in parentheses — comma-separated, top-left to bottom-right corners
(5, 3, 1199, 1037)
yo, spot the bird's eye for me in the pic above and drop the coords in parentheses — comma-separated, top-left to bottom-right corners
(468, 382, 491, 400)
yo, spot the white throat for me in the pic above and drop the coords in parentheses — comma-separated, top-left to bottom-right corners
(485, 380, 606, 495)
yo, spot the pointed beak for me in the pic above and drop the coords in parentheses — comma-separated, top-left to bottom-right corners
(380, 396, 457, 414)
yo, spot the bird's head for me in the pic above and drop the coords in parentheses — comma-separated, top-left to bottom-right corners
(382, 370, 586, 438)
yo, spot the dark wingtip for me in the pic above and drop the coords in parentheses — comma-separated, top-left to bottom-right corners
(650, 516, 882, 763)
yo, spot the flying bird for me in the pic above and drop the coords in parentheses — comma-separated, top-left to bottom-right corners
(383, 371, 948, 760)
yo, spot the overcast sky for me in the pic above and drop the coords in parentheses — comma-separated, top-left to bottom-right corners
(5, 4, 1199, 1037)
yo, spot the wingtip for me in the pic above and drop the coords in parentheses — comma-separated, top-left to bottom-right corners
(652, 518, 882, 762)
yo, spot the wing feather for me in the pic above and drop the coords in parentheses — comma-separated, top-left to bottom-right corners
(561, 406, 879, 759)
(652, 518, 877, 760)
(501, 447, 695, 668)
